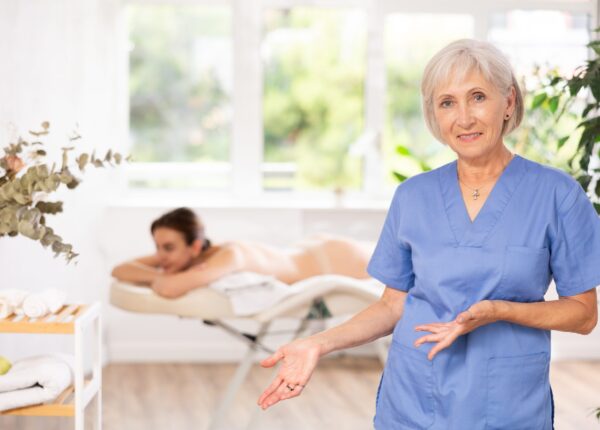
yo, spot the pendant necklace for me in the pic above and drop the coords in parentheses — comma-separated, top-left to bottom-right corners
(457, 153, 514, 200)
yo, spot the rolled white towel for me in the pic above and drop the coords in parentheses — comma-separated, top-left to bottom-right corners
(22, 294, 49, 319)
(0, 299, 12, 319)
(0, 289, 28, 309)
(0, 353, 74, 412)
(41, 289, 66, 314)
(22, 289, 66, 319)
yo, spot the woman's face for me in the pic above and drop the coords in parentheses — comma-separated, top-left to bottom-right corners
(152, 227, 199, 274)
(433, 69, 515, 161)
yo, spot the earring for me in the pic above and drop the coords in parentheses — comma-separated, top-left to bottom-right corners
(505, 113, 511, 120)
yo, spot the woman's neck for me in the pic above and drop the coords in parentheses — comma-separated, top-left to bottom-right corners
(457, 146, 513, 185)
(193, 243, 222, 265)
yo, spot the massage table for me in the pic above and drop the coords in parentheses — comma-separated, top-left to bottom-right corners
(109, 275, 388, 430)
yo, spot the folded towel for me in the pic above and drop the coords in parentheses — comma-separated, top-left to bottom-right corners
(22, 289, 66, 319)
(209, 271, 299, 316)
(0, 353, 74, 412)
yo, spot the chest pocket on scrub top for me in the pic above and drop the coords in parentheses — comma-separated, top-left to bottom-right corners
(498, 246, 550, 301)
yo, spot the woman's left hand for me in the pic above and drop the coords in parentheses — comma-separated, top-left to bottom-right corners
(414, 300, 498, 361)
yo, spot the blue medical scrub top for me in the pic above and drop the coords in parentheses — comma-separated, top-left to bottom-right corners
(367, 155, 600, 430)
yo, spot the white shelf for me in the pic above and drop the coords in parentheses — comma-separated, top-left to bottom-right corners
(0, 303, 102, 429)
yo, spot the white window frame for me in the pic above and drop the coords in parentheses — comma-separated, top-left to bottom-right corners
(120, 0, 598, 203)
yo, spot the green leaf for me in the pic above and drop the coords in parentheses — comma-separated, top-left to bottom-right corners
(568, 76, 584, 96)
(12, 191, 29, 205)
(66, 178, 80, 189)
(52, 241, 72, 254)
(548, 95, 560, 113)
(594, 203, 600, 215)
(59, 169, 75, 184)
(392, 171, 407, 182)
(577, 174, 592, 191)
(588, 40, 600, 55)
(42, 175, 61, 192)
(395, 145, 411, 156)
(17, 219, 38, 239)
(549, 76, 562, 86)
(582, 103, 597, 118)
(557, 136, 569, 149)
(592, 81, 600, 103)
(41, 227, 61, 247)
(35, 201, 63, 214)
(580, 153, 591, 172)
(531, 93, 547, 109)
(77, 153, 89, 171)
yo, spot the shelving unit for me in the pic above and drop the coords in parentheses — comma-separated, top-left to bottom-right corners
(0, 303, 102, 430)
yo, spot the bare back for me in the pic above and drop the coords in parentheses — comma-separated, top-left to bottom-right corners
(222, 234, 375, 284)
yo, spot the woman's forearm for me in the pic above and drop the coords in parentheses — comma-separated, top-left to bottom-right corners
(493, 294, 598, 335)
(111, 261, 162, 285)
(310, 289, 407, 357)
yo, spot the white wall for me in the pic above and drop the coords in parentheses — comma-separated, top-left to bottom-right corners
(0, 0, 122, 362)
(0, 0, 598, 366)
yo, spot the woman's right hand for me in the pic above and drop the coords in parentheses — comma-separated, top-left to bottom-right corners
(257, 337, 323, 410)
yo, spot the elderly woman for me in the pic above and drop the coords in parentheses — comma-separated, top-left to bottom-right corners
(257, 39, 600, 429)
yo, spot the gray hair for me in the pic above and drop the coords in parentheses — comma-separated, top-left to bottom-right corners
(420, 39, 524, 144)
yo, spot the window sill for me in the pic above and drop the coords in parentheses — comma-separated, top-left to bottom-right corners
(107, 188, 392, 211)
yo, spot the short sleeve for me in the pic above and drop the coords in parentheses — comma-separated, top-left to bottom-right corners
(367, 185, 414, 292)
(550, 183, 600, 296)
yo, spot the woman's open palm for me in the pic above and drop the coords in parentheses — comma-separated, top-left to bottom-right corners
(257, 338, 322, 410)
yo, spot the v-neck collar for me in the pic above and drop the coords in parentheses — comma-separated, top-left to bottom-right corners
(438, 154, 527, 247)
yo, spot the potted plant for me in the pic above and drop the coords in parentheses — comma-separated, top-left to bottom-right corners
(530, 33, 600, 214)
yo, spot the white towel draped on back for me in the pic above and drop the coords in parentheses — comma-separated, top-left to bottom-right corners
(209, 271, 299, 316)
(0, 354, 74, 412)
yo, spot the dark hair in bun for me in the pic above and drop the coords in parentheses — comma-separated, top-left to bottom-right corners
(151, 207, 211, 251)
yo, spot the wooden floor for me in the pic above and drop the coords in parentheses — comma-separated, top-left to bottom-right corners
(2, 358, 600, 429)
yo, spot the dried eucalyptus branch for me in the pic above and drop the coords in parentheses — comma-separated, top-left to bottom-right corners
(0, 122, 130, 262)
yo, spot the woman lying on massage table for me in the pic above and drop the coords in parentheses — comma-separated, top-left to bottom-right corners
(111, 207, 375, 298)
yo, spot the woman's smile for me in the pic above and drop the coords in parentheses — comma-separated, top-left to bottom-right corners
(457, 132, 483, 142)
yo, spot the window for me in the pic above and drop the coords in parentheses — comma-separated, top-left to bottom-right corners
(384, 14, 475, 185)
(128, 4, 232, 189)
(489, 10, 589, 80)
(488, 10, 590, 168)
(123, 1, 595, 198)
(262, 8, 367, 191)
